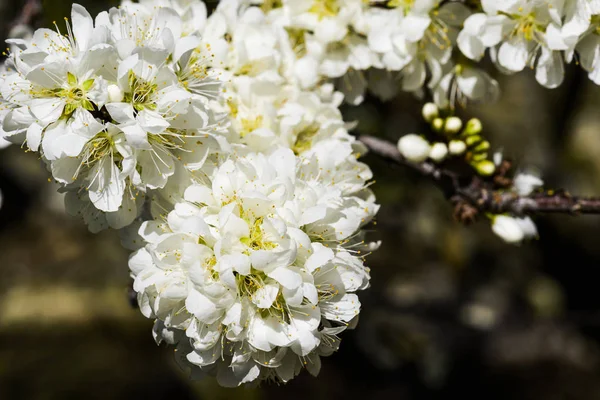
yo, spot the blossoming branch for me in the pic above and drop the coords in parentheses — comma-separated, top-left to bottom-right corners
(2, 0, 600, 388)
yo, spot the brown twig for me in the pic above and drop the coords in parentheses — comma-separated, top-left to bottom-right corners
(13, 0, 41, 28)
(358, 135, 600, 222)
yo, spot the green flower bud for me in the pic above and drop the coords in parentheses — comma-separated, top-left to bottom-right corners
(465, 135, 483, 147)
(464, 118, 482, 135)
(471, 152, 489, 162)
(472, 140, 490, 153)
(474, 160, 496, 176)
(432, 117, 444, 132)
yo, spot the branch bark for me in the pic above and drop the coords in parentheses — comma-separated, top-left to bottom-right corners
(9, 0, 40, 29)
(358, 135, 600, 221)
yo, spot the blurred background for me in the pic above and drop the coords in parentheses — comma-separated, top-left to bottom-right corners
(3, 0, 600, 399)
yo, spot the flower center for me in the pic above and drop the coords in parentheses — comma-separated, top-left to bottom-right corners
(235, 271, 290, 322)
(123, 71, 158, 111)
(261, 0, 283, 12)
(387, 0, 416, 15)
(71, 130, 121, 182)
(239, 115, 264, 138)
(241, 217, 278, 251)
(510, 13, 543, 42)
(177, 49, 218, 97)
(592, 15, 600, 34)
(309, 0, 340, 20)
(293, 122, 320, 155)
(30, 72, 95, 118)
(286, 28, 308, 58)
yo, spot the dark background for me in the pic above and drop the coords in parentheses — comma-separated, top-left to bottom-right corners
(2, 0, 600, 399)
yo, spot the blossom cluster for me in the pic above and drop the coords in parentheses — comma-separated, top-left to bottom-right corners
(458, 0, 600, 88)
(0, 0, 381, 386)
(0, 1, 228, 230)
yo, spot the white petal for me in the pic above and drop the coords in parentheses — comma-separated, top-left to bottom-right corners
(71, 3, 93, 52)
(186, 288, 220, 324)
(88, 160, 125, 212)
(536, 47, 564, 89)
(220, 253, 251, 276)
(29, 98, 65, 125)
(498, 38, 530, 72)
(268, 267, 302, 290)
(252, 282, 280, 309)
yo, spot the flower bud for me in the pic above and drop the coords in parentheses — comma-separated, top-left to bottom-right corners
(492, 215, 526, 244)
(464, 118, 483, 135)
(465, 135, 483, 147)
(474, 160, 496, 176)
(429, 142, 448, 162)
(444, 116, 463, 135)
(471, 152, 489, 162)
(513, 173, 543, 196)
(432, 118, 444, 132)
(517, 216, 538, 239)
(422, 102, 439, 122)
(472, 140, 490, 153)
(493, 151, 504, 166)
(449, 140, 467, 155)
(108, 84, 124, 103)
(397, 134, 431, 163)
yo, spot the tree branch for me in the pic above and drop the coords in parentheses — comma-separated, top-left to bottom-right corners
(358, 135, 600, 221)
(9, 0, 41, 29)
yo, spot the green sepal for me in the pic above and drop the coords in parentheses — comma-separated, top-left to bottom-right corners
(82, 79, 95, 91)
(67, 72, 77, 86)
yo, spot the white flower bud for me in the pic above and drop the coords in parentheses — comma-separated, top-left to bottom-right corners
(491, 215, 538, 244)
(517, 216, 538, 238)
(397, 134, 431, 163)
(449, 140, 467, 155)
(444, 117, 463, 135)
(107, 84, 124, 103)
(513, 173, 544, 196)
(492, 215, 525, 243)
(429, 142, 448, 162)
(493, 151, 503, 166)
(474, 160, 496, 176)
(422, 102, 439, 122)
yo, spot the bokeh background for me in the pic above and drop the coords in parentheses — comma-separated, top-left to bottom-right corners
(3, 0, 600, 399)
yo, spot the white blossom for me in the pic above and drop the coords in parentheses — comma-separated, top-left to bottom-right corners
(367, 1, 471, 92)
(130, 148, 377, 385)
(457, 0, 567, 88)
(492, 215, 538, 244)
